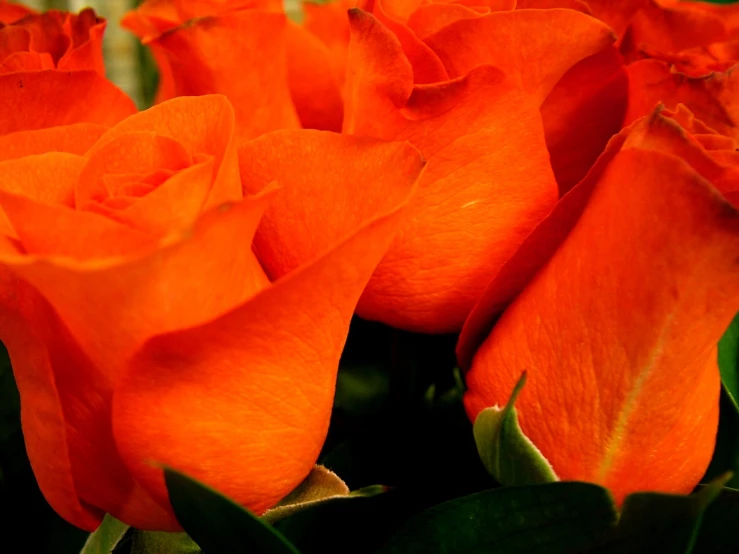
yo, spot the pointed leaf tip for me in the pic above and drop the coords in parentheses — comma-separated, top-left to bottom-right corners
(164, 468, 301, 554)
(473, 372, 559, 486)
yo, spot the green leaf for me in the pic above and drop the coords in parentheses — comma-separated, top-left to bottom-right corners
(375, 482, 617, 554)
(334, 364, 390, 417)
(704, 314, 739, 487)
(595, 474, 731, 554)
(473, 372, 558, 486)
(164, 468, 301, 554)
(703, 387, 739, 488)
(262, 466, 351, 524)
(79, 515, 130, 554)
(129, 531, 201, 554)
(719, 314, 739, 409)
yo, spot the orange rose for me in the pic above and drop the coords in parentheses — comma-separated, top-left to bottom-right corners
(0, 0, 32, 23)
(122, 0, 347, 134)
(460, 105, 739, 502)
(0, 6, 136, 135)
(569, 0, 739, 143)
(306, 5, 618, 333)
(0, 94, 423, 530)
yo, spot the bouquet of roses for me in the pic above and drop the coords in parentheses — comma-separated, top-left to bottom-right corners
(0, 0, 737, 552)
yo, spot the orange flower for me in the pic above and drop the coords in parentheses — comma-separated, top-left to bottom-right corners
(0, 94, 423, 530)
(461, 105, 739, 503)
(0, 7, 136, 135)
(0, 0, 32, 23)
(311, 0, 630, 193)
(315, 6, 616, 333)
(612, 0, 739, 70)
(122, 0, 348, 134)
(571, 0, 739, 144)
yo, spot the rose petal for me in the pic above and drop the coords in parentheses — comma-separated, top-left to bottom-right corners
(57, 9, 106, 75)
(358, 0, 449, 84)
(0, 188, 154, 258)
(625, 59, 739, 140)
(0, 266, 102, 531)
(88, 95, 242, 209)
(583, 0, 645, 36)
(344, 9, 558, 332)
(540, 46, 628, 194)
(76, 131, 192, 207)
(238, 130, 424, 280)
(407, 3, 488, 40)
(458, 105, 739, 368)
(622, 0, 727, 62)
(0, 152, 85, 237)
(464, 146, 739, 503)
(456, 119, 635, 370)
(111, 169, 416, 514)
(285, 20, 343, 131)
(0, 152, 82, 206)
(3, 187, 274, 383)
(149, 11, 299, 141)
(302, 0, 352, 86)
(0, 50, 55, 72)
(0, 123, 108, 161)
(424, 9, 616, 104)
(0, 25, 30, 60)
(516, 0, 590, 11)
(0, 190, 275, 528)
(0, 1, 34, 23)
(0, 70, 136, 135)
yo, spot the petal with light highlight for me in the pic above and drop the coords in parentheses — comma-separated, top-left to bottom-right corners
(111, 167, 416, 515)
(344, 9, 558, 332)
(149, 11, 299, 141)
(0, 70, 136, 135)
(0, 123, 108, 161)
(424, 9, 616, 104)
(464, 147, 739, 504)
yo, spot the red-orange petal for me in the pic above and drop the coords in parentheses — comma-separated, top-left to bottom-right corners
(148, 11, 299, 141)
(238, 130, 424, 281)
(464, 146, 739, 504)
(540, 46, 628, 194)
(459, 104, 739, 368)
(407, 3, 488, 40)
(625, 59, 739, 140)
(0, 152, 85, 237)
(456, 119, 636, 370)
(0, 123, 108, 161)
(516, 0, 590, 11)
(4, 187, 274, 390)
(0, 1, 34, 23)
(76, 131, 192, 206)
(583, 0, 646, 36)
(358, 0, 449, 84)
(344, 9, 558, 332)
(111, 168, 416, 515)
(0, 266, 102, 531)
(0, 187, 154, 259)
(302, 0, 352, 88)
(626, 0, 727, 55)
(56, 9, 107, 75)
(0, 70, 136, 135)
(424, 9, 616, 104)
(87, 95, 242, 210)
(285, 20, 344, 131)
